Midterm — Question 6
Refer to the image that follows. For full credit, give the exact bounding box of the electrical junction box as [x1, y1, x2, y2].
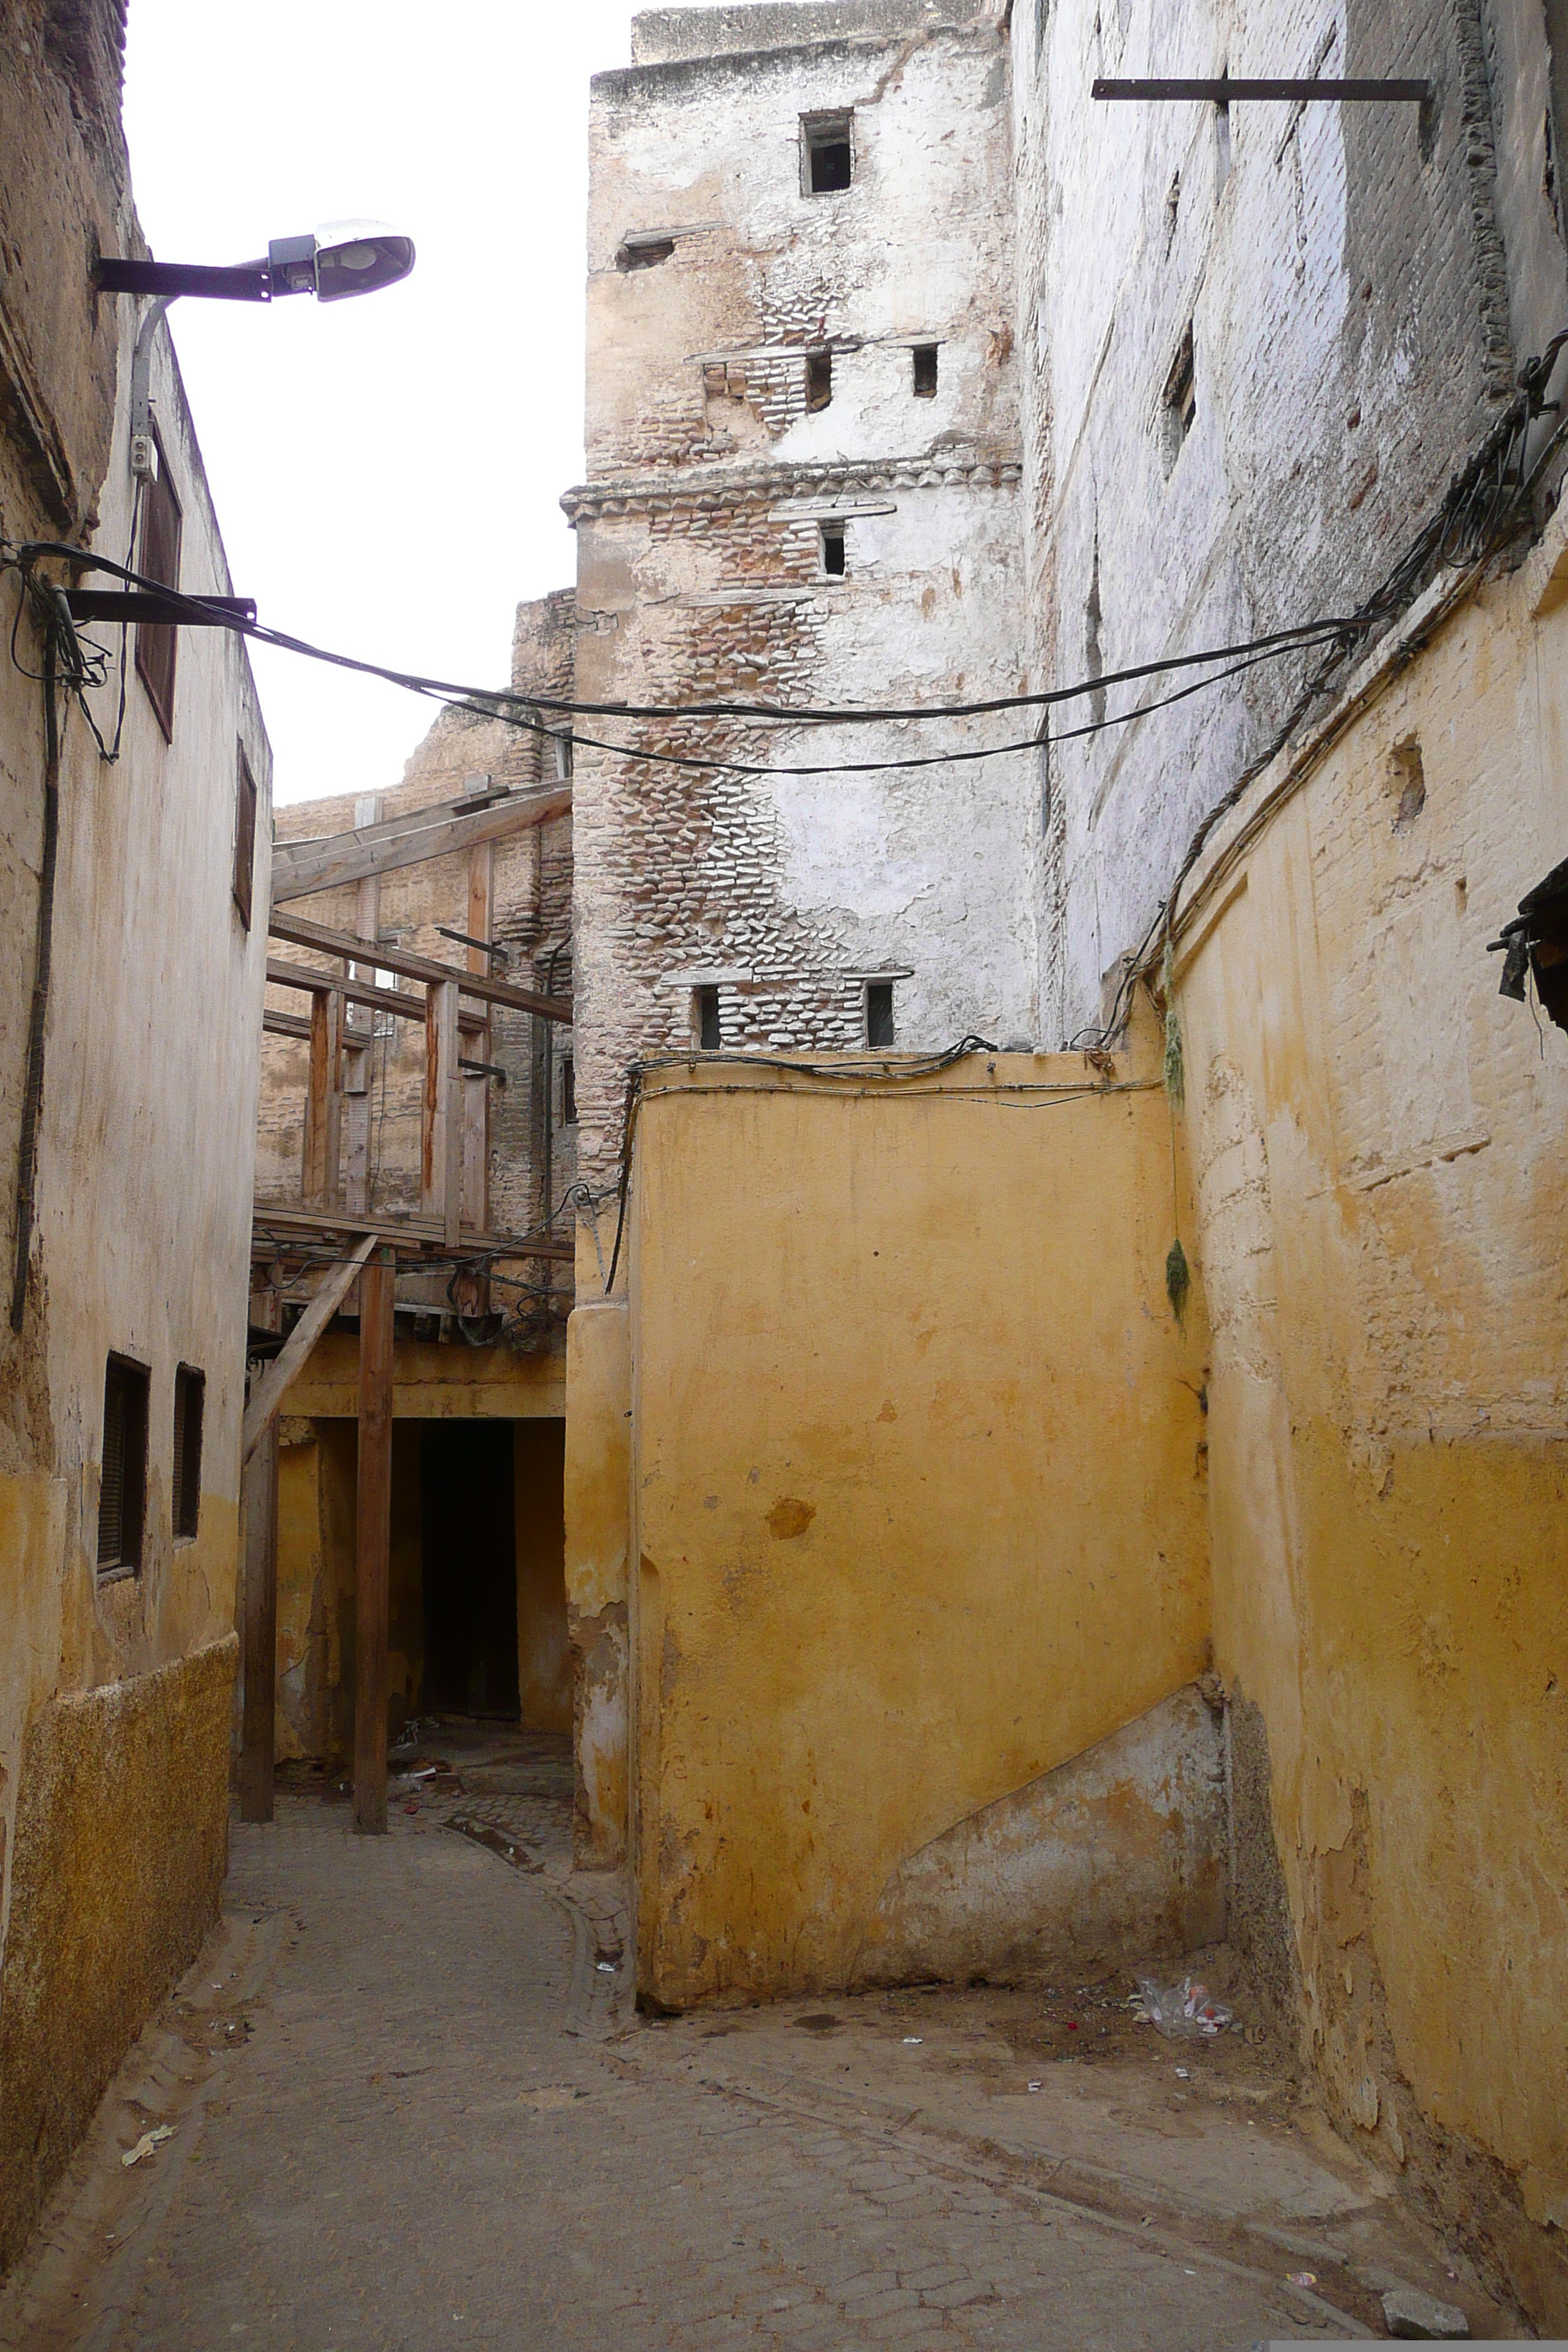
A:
[129, 434, 159, 481]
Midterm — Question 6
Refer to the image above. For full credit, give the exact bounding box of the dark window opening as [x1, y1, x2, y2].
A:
[135, 434, 181, 740]
[1163, 325, 1196, 468]
[821, 520, 847, 577]
[552, 730, 573, 780]
[866, 981, 896, 1049]
[559, 1054, 576, 1126]
[98, 1354, 149, 1577]
[617, 236, 675, 271]
[173, 1364, 205, 1540]
[694, 985, 721, 1050]
[803, 113, 853, 195]
[913, 343, 939, 398]
[806, 350, 833, 411]
[233, 744, 257, 929]
[1215, 72, 1232, 196]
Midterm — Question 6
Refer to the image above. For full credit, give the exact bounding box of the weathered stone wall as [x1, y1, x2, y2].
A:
[568, 4, 1029, 1198]
[1017, 0, 1564, 1039]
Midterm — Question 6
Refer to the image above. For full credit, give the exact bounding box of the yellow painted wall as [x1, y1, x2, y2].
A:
[1173, 537, 1568, 2320]
[515, 1420, 572, 1733]
[626, 1048, 1211, 2005]
[563, 1300, 631, 1866]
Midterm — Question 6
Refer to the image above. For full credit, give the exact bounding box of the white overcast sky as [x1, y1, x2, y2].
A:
[123, 2, 706, 807]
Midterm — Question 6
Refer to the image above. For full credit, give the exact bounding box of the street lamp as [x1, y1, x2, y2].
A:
[95, 219, 415, 305]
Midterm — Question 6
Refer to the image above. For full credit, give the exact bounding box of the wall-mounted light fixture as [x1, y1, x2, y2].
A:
[95, 219, 415, 306]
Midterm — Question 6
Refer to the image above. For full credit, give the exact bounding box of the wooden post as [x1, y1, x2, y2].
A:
[421, 978, 462, 1248]
[342, 796, 382, 1215]
[353, 1246, 396, 1836]
[239, 1277, 282, 1824]
[462, 843, 494, 1259]
[302, 984, 344, 1207]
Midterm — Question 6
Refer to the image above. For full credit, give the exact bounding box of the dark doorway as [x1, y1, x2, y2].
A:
[421, 1422, 519, 1716]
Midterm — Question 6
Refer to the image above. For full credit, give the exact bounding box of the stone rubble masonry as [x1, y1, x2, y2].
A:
[569, 3, 1032, 1193]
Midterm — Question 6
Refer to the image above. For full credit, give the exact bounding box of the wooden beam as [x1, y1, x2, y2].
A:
[271, 780, 571, 904]
[353, 1248, 396, 1836]
[302, 985, 343, 1208]
[343, 797, 382, 1217]
[266, 958, 485, 1034]
[462, 842, 494, 1248]
[241, 1234, 378, 1466]
[270, 909, 570, 1022]
[238, 1276, 281, 1825]
[263, 1008, 312, 1041]
[422, 978, 462, 1249]
[250, 1202, 575, 1259]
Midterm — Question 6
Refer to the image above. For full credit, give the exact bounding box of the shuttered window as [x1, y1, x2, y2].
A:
[135, 437, 181, 740]
[173, 1363, 204, 1539]
[97, 1354, 149, 1576]
[233, 746, 257, 928]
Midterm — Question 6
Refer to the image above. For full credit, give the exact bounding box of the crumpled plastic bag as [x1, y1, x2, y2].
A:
[1137, 1975, 1233, 2038]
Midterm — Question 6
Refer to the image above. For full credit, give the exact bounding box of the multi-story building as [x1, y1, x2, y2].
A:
[0, 0, 271, 2263]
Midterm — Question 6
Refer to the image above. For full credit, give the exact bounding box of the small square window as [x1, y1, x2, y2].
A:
[802, 113, 853, 195]
[806, 350, 832, 412]
[173, 1364, 205, 1540]
[866, 981, 896, 1048]
[912, 344, 939, 399]
[693, 985, 721, 1049]
[98, 1353, 149, 1577]
[617, 235, 675, 271]
[821, 521, 847, 578]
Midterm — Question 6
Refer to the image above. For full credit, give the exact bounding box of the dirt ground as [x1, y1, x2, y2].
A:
[0, 1726, 1524, 2348]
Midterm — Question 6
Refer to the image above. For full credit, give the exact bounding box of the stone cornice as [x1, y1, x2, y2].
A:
[561, 452, 1022, 524]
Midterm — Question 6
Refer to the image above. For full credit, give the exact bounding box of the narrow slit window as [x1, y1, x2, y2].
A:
[559, 1054, 576, 1126]
[912, 344, 938, 398]
[1163, 323, 1196, 470]
[802, 113, 853, 195]
[233, 744, 257, 929]
[866, 981, 896, 1049]
[173, 1364, 205, 1540]
[135, 433, 181, 740]
[806, 350, 832, 411]
[97, 1353, 149, 1578]
[694, 985, 721, 1050]
[821, 520, 846, 578]
[553, 730, 574, 780]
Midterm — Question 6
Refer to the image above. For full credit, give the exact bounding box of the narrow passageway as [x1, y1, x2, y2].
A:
[2, 1754, 1512, 2351]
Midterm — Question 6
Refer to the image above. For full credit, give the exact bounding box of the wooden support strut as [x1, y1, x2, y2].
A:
[302, 984, 343, 1207]
[423, 978, 463, 1249]
[241, 1234, 378, 1467]
[353, 1248, 396, 1836]
[269, 908, 570, 1022]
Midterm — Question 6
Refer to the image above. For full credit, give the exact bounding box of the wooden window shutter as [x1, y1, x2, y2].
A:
[135, 439, 182, 739]
[97, 1354, 149, 1574]
[173, 1363, 204, 1539]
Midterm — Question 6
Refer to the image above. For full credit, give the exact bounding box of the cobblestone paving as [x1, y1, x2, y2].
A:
[5, 1795, 1362, 2352]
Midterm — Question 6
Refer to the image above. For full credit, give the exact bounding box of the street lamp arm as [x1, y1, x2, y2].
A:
[97, 257, 271, 302]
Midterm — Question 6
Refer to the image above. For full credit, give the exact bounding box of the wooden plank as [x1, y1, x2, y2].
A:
[241, 1234, 378, 1466]
[422, 979, 462, 1249]
[302, 986, 344, 1207]
[238, 1277, 281, 1825]
[353, 1248, 396, 1836]
[251, 1202, 574, 1259]
[271, 780, 572, 904]
[270, 909, 570, 1022]
[266, 957, 484, 1033]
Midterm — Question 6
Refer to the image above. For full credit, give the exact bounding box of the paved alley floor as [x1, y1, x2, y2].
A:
[1, 1740, 1519, 2351]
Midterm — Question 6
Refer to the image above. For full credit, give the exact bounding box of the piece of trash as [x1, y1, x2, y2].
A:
[1174, 2065, 1191, 2080]
[402, 1801, 419, 1814]
[595, 1961, 617, 1974]
[1135, 1975, 1234, 2038]
[1027, 2080, 1043, 2092]
[121, 2125, 175, 2168]
[1381, 2285, 1469, 2339]
[1286, 2271, 1318, 2288]
[1183, 2268, 1196, 2277]
[901, 2035, 923, 2045]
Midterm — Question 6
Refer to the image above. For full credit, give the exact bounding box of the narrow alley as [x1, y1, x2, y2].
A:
[0, 1733, 1515, 2349]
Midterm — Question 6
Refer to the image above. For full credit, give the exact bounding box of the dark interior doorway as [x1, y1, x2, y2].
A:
[420, 1422, 519, 1716]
